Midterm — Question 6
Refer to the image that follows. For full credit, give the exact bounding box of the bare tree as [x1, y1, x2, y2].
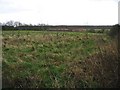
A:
[14, 21, 22, 27]
[5, 20, 14, 26]
[37, 23, 46, 26]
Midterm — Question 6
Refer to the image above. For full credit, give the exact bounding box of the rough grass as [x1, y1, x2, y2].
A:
[2, 31, 118, 88]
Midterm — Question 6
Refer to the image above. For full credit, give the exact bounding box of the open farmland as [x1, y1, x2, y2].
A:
[2, 31, 118, 88]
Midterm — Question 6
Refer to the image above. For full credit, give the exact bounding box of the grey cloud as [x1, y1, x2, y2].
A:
[0, 0, 31, 14]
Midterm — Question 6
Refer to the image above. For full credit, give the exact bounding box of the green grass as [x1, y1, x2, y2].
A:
[2, 31, 118, 88]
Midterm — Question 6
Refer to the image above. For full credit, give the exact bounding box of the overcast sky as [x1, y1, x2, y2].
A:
[0, 0, 119, 25]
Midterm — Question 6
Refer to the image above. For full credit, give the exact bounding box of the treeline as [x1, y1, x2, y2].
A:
[0, 20, 47, 27]
[1, 21, 120, 38]
[1, 25, 112, 32]
[2, 26, 48, 31]
[0, 20, 49, 31]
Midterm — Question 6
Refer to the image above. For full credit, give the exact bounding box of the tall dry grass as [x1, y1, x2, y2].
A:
[65, 37, 118, 88]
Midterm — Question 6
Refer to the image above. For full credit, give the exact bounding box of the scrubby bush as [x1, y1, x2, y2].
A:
[108, 24, 120, 38]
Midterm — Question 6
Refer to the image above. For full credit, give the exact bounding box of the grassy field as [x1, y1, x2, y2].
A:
[2, 31, 118, 88]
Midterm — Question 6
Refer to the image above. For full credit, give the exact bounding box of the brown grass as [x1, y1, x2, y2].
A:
[65, 39, 118, 88]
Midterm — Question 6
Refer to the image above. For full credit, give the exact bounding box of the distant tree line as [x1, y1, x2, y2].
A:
[0, 20, 47, 27]
[0, 20, 49, 30]
[1, 21, 119, 37]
